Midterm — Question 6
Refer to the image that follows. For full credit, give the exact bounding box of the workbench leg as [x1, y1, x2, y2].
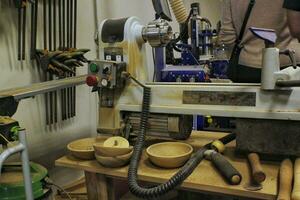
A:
[85, 171, 112, 200]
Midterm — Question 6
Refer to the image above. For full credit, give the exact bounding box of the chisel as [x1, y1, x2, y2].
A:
[22, 4, 26, 60]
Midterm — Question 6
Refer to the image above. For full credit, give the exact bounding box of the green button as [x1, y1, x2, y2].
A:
[90, 63, 99, 73]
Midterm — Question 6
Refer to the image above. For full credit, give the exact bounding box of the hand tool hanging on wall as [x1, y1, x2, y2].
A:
[30, 0, 38, 60]
[53, 0, 58, 124]
[66, 0, 71, 120]
[48, 0, 54, 125]
[33, 0, 90, 125]
[43, 0, 50, 125]
[15, 0, 28, 60]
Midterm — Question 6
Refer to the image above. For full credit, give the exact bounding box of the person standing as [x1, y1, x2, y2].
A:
[219, 0, 300, 83]
[283, 0, 300, 40]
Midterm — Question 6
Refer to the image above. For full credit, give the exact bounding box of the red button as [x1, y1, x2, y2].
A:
[86, 75, 99, 86]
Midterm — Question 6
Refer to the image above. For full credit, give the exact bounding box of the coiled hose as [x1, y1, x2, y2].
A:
[127, 76, 237, 199]
[168, 0, 188, 24]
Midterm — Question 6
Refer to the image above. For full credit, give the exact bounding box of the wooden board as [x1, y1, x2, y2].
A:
[56, 131, 280, 200]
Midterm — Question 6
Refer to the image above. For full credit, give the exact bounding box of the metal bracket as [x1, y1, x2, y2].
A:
[0, 75, 86, 117]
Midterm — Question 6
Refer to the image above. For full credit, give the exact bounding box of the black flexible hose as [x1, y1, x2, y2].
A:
[127, 81, 236, 199]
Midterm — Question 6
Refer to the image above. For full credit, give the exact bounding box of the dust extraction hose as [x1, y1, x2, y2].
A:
[127, 77, 236, 199]
[168, 0, 188, 24]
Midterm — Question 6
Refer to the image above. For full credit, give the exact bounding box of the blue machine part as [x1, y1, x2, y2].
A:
[181, 50, 199, 65]
[160, 65, 207, 130]
[160, 65, 207, 82]
[211, 60, 229, 79]
[173, 43, 199, 65]
[194, 115, 204, 130]
[154, 47, 166, 81]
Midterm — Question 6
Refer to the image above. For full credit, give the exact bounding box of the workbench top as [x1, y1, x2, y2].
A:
[55, 131, 280, 200]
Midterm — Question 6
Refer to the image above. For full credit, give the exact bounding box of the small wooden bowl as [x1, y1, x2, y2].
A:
[146, 142, 193, 168]
[93, 144, 133, 157]
[67, 137, 105, 160]
[103, 136, 129, 148]
[95, 150, 133, 168]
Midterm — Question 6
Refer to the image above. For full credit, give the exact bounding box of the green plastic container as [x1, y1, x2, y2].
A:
[0, 162, 48, 200]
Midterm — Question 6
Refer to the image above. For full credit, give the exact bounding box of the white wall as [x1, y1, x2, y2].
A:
[0, 0, 98, 185]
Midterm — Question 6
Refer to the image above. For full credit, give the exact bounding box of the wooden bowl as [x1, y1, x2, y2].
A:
[93, 144, 133, 157]
[95, 150, 133, 168]
[67, 137, 105, 160]
[103, 136, 129, 148]
[146, 142, 193, 168]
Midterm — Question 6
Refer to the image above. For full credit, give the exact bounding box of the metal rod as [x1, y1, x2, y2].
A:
[62, 0, 66, 50]
[66, 0, 70, 49]
[19, 129, 34, 200]
[18, 7, 22, 60]
[66, 0, 71, 118]
[43, 0, 47, 50]
[54, 78, 58, 123]
[70, 0, 73, 49]
[48, 0, 54, 124]
[64, 85, 67, 120]
[53, 0, 57, 50]
[22, 6, 26, 60]
[45, 76, 50, 125]
[30, 3, 35, 59]
[49, 75, 53, 124]
[71, 72, 74, 117]
[43, 0, 50, 125]
[59, 0, 65, 120]
[33, 1, 38, 58]
[61, 86, 65, 120]
[58, 0, 62, 49]
[73, 0, 77, 48]
[70, 0, 75, 117]
[64, 0, 68, 118]
[67, 73, 71, 118]
[73, 69, 76, 117]
[48, 0, 52, 51]
[53, 0, 58, 123]
[276, 80, 300, 87]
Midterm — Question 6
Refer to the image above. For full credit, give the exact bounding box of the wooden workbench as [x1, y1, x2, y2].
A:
[55, 132, 280, 200]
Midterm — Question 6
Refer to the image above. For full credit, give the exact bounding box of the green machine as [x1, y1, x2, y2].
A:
[0, 117, 49, 200]
[0, 163, 48, 200]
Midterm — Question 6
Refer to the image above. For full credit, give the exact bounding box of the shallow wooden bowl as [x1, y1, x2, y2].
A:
[93, 144, 133, 157]
[146, 142, 193, 168]
[103, 136, 129, 148]
[95, 150, 133, 168]
[67, 137, 105, 160]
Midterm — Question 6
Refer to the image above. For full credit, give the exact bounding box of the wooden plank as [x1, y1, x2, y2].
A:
[85, 172, 109, 200]
[56, 131, 279, 200]
[107, 178, 116, 200]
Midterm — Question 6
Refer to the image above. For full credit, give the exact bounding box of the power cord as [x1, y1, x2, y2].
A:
[44, 177, 73, 200]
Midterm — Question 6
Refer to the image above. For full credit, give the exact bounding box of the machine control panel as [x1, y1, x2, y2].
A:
[86, 60, 127, 107]
[86, 60, 127, 89]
